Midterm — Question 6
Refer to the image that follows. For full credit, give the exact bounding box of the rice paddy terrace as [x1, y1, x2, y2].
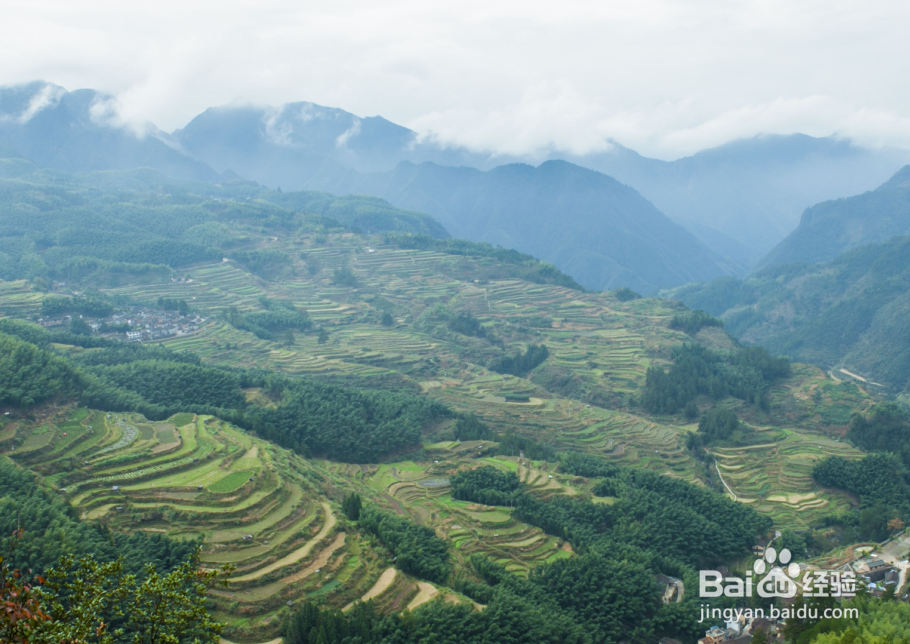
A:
[100, 236, 707, 480]
[0, 229, 876, 532]
[2, 406, 586, 639]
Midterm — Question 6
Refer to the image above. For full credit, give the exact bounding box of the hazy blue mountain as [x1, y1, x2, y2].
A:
[173, 100, 496, 178]
[314, 159, 733, 293]
[758, 165, 910, 268]
[172, 101, 735, 292]
[8, 83, 909, 289]
[664, 235, 910, 393]
[571, 135, 910, 266]
[0, 81, 219, 181]
[173, 100, 910, 268]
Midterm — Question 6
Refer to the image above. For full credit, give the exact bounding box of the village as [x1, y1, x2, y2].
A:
[693, 530, 910, 644]
[38, 300, 207, 342]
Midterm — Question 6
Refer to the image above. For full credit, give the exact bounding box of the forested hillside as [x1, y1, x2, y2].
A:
[0, 158, 446, 284]
[0, 320, 447, 462]
[759, 165, 910, 268]
[0, 314, 775, 642]
[666, 235, 910, 393]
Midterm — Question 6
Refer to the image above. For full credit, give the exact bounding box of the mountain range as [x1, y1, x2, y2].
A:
[170, 96, 910, 268]
[4, 80, 910, 290]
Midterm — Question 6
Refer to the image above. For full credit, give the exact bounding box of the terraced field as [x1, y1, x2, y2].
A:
[712, 428, 864, 528]
[5, 408, 586, 639]
[5, 410, 399, 637]
[0, 230, 873, 533]
[323, 455, 573, 578]
[0, 279, 42, 318]
[0, 228, 881, 638]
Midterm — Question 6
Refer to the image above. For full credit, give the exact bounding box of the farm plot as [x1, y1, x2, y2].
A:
[9, 411, 382, 638]
[711, 428, 863, 529]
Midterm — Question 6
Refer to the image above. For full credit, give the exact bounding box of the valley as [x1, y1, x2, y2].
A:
[0, 169, 897, 642]
[0, 221, 884, 639]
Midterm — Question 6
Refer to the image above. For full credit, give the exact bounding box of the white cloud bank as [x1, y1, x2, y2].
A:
[2, 0, 910, 159]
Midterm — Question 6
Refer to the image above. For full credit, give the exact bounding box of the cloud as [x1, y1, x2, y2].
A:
[1, 0, 910, 159]
[335, 118, 361, 148]
[15, 82, 66, 124]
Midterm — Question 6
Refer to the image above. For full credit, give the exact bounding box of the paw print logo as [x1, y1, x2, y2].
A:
[754, 547, 800, 598]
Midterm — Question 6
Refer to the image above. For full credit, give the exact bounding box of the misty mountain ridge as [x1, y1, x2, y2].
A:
[0, 81, 221, 182]
[303, 158, 735, 293]
[0, 80, 733, 293]
[758, 164, 910, 268]
[173, 97, 910, 265]
[573, 135, 910, 264]
[4, 80, 910, 292]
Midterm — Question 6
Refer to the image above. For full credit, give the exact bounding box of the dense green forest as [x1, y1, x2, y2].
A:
[811, 404, 910, 540]
[0, 320, 448, 462]
[812, 453, 909, 540]
[0, 159, 446, 284]
[529, 457, 771, 567]
[288, 448, 772, 644]
[686, 408, 753, 451]
[666, 234, 910, 394]
[641, 342, 790, 415]
[284, 552, 676, 644]
[846, 402, 910, 468]
[0, 332, 82, 406]
[450, 465, 521, 505]
[451, 413, 495, 441]
[798, 595, 910, 644]
[358, 505, 451, 584]
[490, 343, 550, 377]
[446, 310, 487, 338]
[222, 299, 312, 341]
[669, 309, 724, 335]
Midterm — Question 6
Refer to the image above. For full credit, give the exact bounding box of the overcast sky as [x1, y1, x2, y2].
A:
[2, 0, 910, 159]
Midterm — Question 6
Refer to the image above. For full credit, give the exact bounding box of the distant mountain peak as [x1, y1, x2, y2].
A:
[0, 81, 219, 181]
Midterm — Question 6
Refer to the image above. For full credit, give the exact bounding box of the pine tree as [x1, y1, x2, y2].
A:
[342, 493, 362, 521]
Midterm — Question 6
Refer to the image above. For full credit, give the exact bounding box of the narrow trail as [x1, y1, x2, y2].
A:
[714, 459, 736, 501]
[229, 502, 335, 583]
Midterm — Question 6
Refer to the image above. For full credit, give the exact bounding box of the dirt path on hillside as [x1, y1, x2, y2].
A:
[229, 502, 335, 583]
[344, 567, 397, 611]
[714, 459, 737, 501]
[407, 582, 438, 611]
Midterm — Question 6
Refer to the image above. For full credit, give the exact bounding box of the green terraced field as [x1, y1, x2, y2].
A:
[6, 407, 583, 639]
[0, 228, 881, 637]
